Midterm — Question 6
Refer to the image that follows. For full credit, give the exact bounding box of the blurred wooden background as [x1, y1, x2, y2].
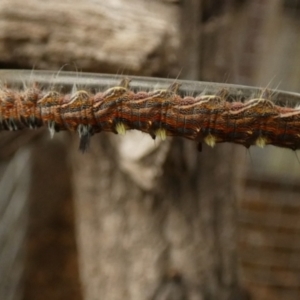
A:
[0, 0, 300, 300]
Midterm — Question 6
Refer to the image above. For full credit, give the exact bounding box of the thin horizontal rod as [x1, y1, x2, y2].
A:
[0, 69, 299, 105]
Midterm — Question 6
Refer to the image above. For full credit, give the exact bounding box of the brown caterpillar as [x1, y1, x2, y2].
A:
[1, 77, 300, 152]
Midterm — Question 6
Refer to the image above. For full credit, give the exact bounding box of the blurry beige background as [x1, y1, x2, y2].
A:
[0, 0, 300, 300]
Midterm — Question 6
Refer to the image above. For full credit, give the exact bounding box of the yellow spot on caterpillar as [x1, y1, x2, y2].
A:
[256, 136, 267, 148]
[115, 122, 126, 135]
[156, 128, 167, 140]
[204, 134, 216, 147]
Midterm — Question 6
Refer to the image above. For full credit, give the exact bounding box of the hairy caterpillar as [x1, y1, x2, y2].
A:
[1, 70, 300, 152]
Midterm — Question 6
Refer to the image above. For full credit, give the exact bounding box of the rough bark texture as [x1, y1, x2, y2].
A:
[72, 134, 242, 300]
[0, 0, 179, 76]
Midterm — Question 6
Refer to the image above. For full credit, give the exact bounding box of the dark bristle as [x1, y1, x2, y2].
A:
[197, 142, 202, 152]
[79, 133, 90, 153]
[150, 133, 156, 140]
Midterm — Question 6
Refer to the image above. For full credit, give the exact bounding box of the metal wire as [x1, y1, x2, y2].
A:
[0, 69, 300, 105]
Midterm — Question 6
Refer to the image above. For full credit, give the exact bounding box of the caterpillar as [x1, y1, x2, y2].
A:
[1, 70, 300, 152]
